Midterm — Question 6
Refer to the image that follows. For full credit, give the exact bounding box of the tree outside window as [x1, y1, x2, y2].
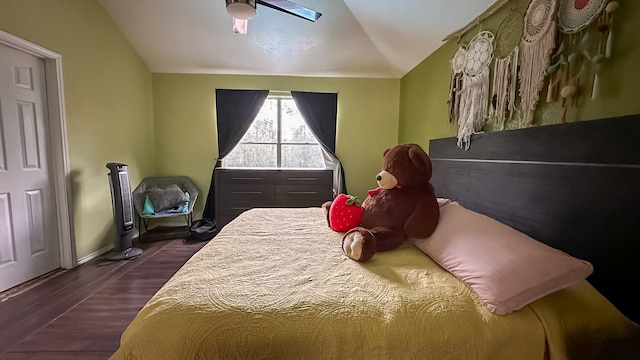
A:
[224, 97, 325, 168]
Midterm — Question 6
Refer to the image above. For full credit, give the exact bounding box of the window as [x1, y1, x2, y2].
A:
[224, 96, 325, 168]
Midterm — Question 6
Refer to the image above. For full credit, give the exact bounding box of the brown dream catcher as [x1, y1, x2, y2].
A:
[546, 0, 619, 122]
[456, 31, 495, 150]
[519, 0, 558, 126]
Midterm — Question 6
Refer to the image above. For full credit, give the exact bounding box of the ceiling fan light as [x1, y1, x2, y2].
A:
[226, 0, 257, 20]
[233, 18, 249, 34]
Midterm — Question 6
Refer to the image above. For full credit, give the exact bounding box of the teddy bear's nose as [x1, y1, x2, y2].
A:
[376, 175, 382, 181]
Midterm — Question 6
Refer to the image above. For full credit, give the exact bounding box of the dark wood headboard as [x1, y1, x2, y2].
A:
[429, 114, 640, 324]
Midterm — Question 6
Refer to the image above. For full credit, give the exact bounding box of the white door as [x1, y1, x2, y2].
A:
[0, 43, 60, 292]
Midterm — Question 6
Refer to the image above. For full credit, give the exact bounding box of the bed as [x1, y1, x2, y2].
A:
[110, 115, 640, 360]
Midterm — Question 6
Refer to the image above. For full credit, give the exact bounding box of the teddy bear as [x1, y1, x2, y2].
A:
[323, 143, 440, 261]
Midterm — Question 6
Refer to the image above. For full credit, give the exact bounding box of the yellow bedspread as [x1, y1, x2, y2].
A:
[111, 208, 639, 360]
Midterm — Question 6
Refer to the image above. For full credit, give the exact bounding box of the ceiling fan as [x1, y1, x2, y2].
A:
[225, 0, 322, 34]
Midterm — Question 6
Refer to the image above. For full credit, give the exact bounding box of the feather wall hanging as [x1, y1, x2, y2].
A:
[448, 46, 467, 126]
[592, 0, 621, 99]
[519, 0, 559, 126]
[545, 0, 619, 122]
[489, 10, 524, 130]
[558, 0, 618, 100]
[457, 31, 495, 150]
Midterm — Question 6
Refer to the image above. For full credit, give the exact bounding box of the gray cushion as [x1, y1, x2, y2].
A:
[144, 184, 189, 212]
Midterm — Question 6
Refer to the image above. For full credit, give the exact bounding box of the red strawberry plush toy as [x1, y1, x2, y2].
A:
[327, 194, 363, 232]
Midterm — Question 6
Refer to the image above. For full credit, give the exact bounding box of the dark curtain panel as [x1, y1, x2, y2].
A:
[216, 89, 270, 160]
[291, 91, 346, 196]
[202, 89, 269, 220]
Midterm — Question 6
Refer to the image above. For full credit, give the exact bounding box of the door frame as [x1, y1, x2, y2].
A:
[0, 30, 76, 269]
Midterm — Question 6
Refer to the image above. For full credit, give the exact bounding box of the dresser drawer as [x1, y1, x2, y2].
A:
[275, 197, 331, 208]
[216, 170, 276, 184]
[276, 184, 332, 201]
[217, 215, 237, 229]
[217, 198, 276, 216]
[218, 184, 275, 200]
[275, 170, 332, 185]
[215, 168, 333, 230]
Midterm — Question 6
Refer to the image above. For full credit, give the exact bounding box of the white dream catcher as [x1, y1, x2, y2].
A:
[558, 0, 609, 34]
[448, 45, 467, 126]
[519, 0, 558, 126]
[489, 10, 524, 130]
[457, 31, 495, 150]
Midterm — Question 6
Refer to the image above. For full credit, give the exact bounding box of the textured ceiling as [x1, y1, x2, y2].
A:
[98, 0, 497, 78]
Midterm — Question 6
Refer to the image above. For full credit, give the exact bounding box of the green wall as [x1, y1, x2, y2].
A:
[399, 0, 640, 150]
[0, 0, 155, 259]
[152, 74, 400, 209]
[8, 0, 634, 260]
[0, 0, 399, 259]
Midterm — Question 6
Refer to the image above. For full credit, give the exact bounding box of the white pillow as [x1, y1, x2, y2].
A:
[410, 202, 593, 315]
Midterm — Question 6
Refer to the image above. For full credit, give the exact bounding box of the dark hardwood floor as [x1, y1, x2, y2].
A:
[0, 227, 207, 360]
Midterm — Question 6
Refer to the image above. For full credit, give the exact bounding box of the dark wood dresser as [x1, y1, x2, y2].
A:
[214, 168, 333, 228]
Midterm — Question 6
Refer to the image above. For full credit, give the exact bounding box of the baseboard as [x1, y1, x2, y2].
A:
[77, 245, 113, 265]
[76, 231, 141, 266]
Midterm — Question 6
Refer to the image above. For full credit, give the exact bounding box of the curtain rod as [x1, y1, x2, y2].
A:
[442, 0, 511, 42]
[268, 90, 292, 97]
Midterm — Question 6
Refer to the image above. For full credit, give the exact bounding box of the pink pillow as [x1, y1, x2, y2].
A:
[410, 202, 593, 315]
[436, 197, 454, 207]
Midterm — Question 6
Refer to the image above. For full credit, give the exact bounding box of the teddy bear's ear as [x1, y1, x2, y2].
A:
[383, 147, 391, 157]
[408, 145, 432, 176]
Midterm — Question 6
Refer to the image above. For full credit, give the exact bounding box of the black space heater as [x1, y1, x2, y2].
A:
[106, 162, 143, 260]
